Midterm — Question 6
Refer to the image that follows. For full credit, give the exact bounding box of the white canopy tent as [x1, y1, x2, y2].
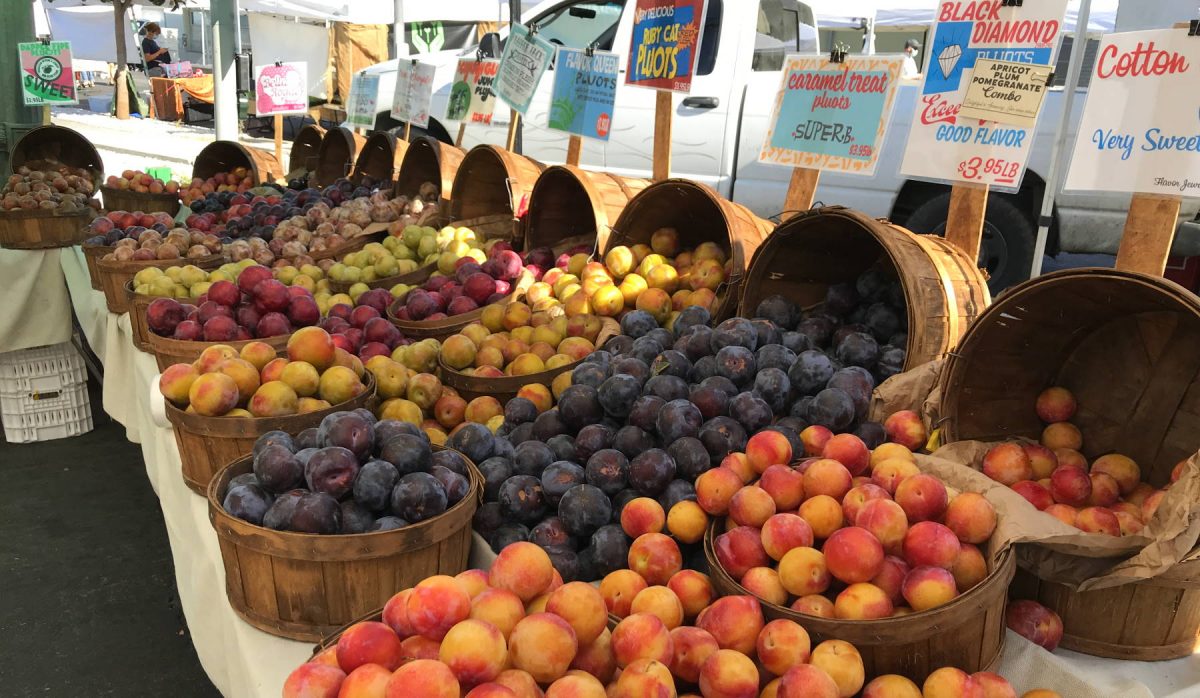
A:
[811, 0, 1119, 33]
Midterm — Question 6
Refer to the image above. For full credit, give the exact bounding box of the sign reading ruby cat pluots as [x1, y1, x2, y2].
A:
[1065, 28, 1200, 197]
[254, 62, 307, 116]
[626, 0, 708, 92]
[900, 0, 1067, 188]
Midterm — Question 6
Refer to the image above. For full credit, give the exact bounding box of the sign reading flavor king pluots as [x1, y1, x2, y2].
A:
[19, 41, 76, 106]
[1065, 28, 1200, 197]
[900, 0, 1067, 188]
[626, 0, 707, 93]
[550, 48, 619, 141]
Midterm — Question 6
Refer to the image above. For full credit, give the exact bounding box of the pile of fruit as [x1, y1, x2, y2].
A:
[2, 161, 97, 214]
[181, 167, 257, 205]
[85, 211, 223, 259]
[220, 410, 472, 534]
[145, 266, 321, 341]
[318, 294, 411, 361]
[980, 386, 1172, 537]
[440, 305, 605, 379]
[104, 169, 181, 195]
[159, 328, 368, 418]
[393, 245, 527, 322]
[131, 264, 219, 299]
[327, 239, 426, 286]
[283, 542, 1053, 698]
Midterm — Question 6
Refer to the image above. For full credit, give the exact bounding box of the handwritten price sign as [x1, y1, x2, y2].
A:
[255, 62, 307, 116]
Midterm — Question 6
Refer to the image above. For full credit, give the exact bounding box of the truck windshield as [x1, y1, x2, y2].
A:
[533, 1, 626, 51]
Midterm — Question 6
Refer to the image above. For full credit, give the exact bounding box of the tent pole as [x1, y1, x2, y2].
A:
[1029, 0, 1092, 279]
[211, 0, 239, 140]
[394, 0, 407, 57]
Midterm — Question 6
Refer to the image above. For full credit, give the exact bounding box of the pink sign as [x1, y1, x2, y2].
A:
[255, 62, 308, 116]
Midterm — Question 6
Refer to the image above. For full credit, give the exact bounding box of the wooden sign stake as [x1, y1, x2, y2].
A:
[455, 123, 467, 147]
[403, 122, 413, 141]
[944, 183, 990, 264]
[782, 168, 820, 219]
[273, 114, 283, 164]
[653, 91, 672, 181]
[566, 135, 582, 166]
[1115, 193, 1183, 276]
[506, 113, 521, 152]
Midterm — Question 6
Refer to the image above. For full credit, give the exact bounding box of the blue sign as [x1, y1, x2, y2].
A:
[549, 48, 619, 141]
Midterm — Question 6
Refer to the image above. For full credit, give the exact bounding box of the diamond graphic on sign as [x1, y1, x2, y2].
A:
[938, 44, 962, 79]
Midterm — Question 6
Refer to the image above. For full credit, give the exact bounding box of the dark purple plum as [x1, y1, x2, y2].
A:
[530, 516, 575, 549]
[589, 524, 631, 575]
[710, 317, 758, 353]
[673, 305, 712, 337]
[876, 346, 906, 381]
[776, 416, 810, 433]
[542, 461, 586, 505]
[571, 362, 607, 389]
[824, 282, 860, 317]
[305, 446, 360, 499]
[827, 366, 875, 419]
[478, 457, 514, 501]
[651, 350, 692, 380]
[832, 323, 871, 349]
[585, 448, 629, 495]
[340, 500, 376, 533]
[263, 489, 304, 530]
[318, 411, 374, 461]
[699, 416, 748, 463]
[295, 427, 321, 450]
[667, 437, 710, 481]
[503, 396, 540, 425]
[431, 465, 470, 505]
[575, 424, 615, 462]
[690, 385, 729, 421]
[729, 392, 773, 434]
[545, 434, 576, 463]
[679, 325, 715, 361]
[790, 396, 815, 420]
[690, 355, 718, 383]
[295, 447, 319, 468]
[545, 546, 581, 582]
[353, 459, 401, 512]
[223, 483, 273, 525]
[657, 399, 703, 444]
[447, 422, 495, 463]
[612, 426, 656, 460]
[629, 449, 676, 496]
[620, 310, 658, 338]
[253, 430, 295, 457]
[781, 331, 813, 354]
[492, 436, 514, 460]
[763, 425, 803, 461]
[884, 282, 906, 310]
[660, 479, 697, 511]
[253, 443, 303, 493]
[230, 472, 260, 489]
[627, 394, 666, 433]
[583, 349, 612, 371]
[513, 440, 555, 477]
[788, 349, 837, 395]
[643, 374, 689, 402]
[431, 450, 470, 477]
[374, 419, 425, 449]
[490, 523, 530, 552]
[473, 501, 505, 531]
[646, 328, 674, 350]
[612, 356, 651, 386]
[864, 302, 902, 342]
[887, 333, 908, 349]
[716, 345, 757, 387]
[701, 375, 739, 398]
[756, 344, 797, 373]
[352, 407, 377, 424]
[497, 474, 546, 524]
[836, 331, 880, 370]
[753, 367, 791, 414]
[508, 421, 535, 444]
[533, 409, 569, 441]
[371, 516, 409, 531]
[378, 434, 433, 476]
[854, 421, 888, 449]
[751, 319, 781, 349]
[807, 388, 856, 431]
[559, 484, 613, 538]
[611, 489, 640, 521]
[755, 294, 800, 330]
[795, 316, 835, 348]
[598, 374, 642, 419]
[290, 492, 342, 534]
[603, 335, 634, 356]
[856, 267, 891, 302]
[390, 472, 448, 523]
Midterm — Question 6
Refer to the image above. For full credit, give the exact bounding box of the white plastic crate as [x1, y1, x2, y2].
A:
[0, 343, 93, 443]
[0, 342, 87, 397]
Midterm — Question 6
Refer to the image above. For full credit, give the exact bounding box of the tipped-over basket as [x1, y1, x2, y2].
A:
[448, 145, 545, 243]
[523, 165, 650, 254]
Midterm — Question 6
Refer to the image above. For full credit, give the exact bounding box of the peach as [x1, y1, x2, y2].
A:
[630, 585, 685, 629]
[1005, 600, 1063, 651]
[699, 649, 760, 698]
[571, 628, 616, 683]
[666, 500, 708, 544]
[546, 582, 608, 645]
[1022, 444, 1059, 480]
[384, 659, 458, 698]
[855, 498, 908, 556]
[761, 513, 814, 561]
[1043, 503, 1078, 527]
[1053, 448, 1088, 470]
[1035, 386, 1077, 423]
[834, 582, 893, 620]
[336, 621, 404, 673]
[870, 555, 910, 604]
[1049, 465, 1091, 506]
[721, 452, 756, 484]
[407, 575, 472, 641]
[778, 547, 831, 596]
[903, 521, 961, 569]
[669, 626, 720, 684]
[611, 613, 673, 667]
[470, 588, 526, 639]
[841, 483, 890, 524]
[695, 466, 744, 515]
[824, 527, 885, 583]
[288, 326, 337, 371]
[739, 567, 787, 606]
[611, 658, 675, 698]
[1087, 472, 1120, 507]
[454, 569, 490, 598]
[883, 411, 927, 452]
[1115, 510, 1144, 536]
[621, 497, 666, 538]
[1091, 454, 1141, 495]
[490, 542, 555, 602]
[777, 664, 840, 698]
[870, 458, 920, 495]
[894, 473, 948, 522]
[729, 486, 777, 528]
[440, 619, 509, 686]
[240, 340, 277, 370]
[800, 425, 834, 456]
[545, 674, 606, 698]
[381, 589, 414, 639]
[311, 646, 339, 667]
[515, 384, 553, 413]
[952, 543, 989, 592]
[922, 667, 980, 698]
[790, 594, 835, 618]
[944, 492, 997, 545]
[1141, 489, 1166, 522]
[972, 672, 1016, 698]
[492, 670, 542, 698]
[803, 459, 853, 501]
[339, 663, 391, 697]
[509, 613, 578, 683]
[798, 494, 844, 539]
[600, 569, 648, 618]
[466, 684, 519, 698]
[1011, 480, 1054, 510]
[901, 566, 958, 612]
[283, 663, 346, 698]
[667, 570, 715, 620]
[747, 430, 793, 473]
[983, 442, 1035, 486]
[695, 595, 763, 655]
[1076, 506, 1120, 535]
[628, 532, 683, 585]
[159, 363, 200, 405]
[195, 344, 238, 373]
[1041, 422, 1082, 451]
[188, 372, 240, 416]
[871, 443, 915, 467]
[862, 674, 922, 698]
[754, 619, 810, 677]
[759, 464, 805, 510]
[809, 640, 864, 698]
[820, 433, 869, 476]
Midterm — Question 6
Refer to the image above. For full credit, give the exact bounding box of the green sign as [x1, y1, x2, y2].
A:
[19, 41, 77, 106]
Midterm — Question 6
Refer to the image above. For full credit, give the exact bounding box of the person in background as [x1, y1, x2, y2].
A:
[901, 38, 921, 79]
[142, 22, 172, 77]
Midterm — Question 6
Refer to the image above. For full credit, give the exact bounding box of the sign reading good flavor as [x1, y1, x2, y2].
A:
[760, 55, 904, 176]
[447, 59, 500, 125]
[346, 72, 380, 129]
[900, 0, 1067, 188]
[494, 23, 554, 115]
[19, 41, 76, 106]
[1065, 28, 1200, 197]
[391, 60, 436, 128]
[254, 62, 307, 116]
[626, 0, 707, 92]
[549, 48, 619, 141]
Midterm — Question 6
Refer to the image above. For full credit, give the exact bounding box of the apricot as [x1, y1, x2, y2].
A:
[336, 620, 404, 673]
[1041, 422, 1083, 451]
[159, 363, 200, 406]
[699, 649, 759, 698]
[841, 483, 890, 525]
[407, 575, 472, 641]
[339, 663, 391, 696]
[630, 585, 685, 629]
[188, 372, 240, 416]
[803, 458, 853, 500]
[666, 500, 708, 544]
[695, 467, 746, 516]
[759, 464, 805, 511]
[611, 658, 675, 698]
[318, 365, 364, 404]
[982, 443, 1033, 486]
[740, 567, 788, 606]
[628, 532, 683, 585]
[1076, 506, 1120, 535]
[870, 555, 910, 604]
[728, 486, 776, 528]
[1053, 448, 1088, 470]
[283, 663, 345, 698]
[894, 473, 948, 522]
[761, 513, 814, 561]
[870, 457, 920, 495]
[508, 612, 578, 683]
[871, 443, 915, 467]
[720, 452, 756, 484]
[944, 492, 997, 545]
[714, 525, 769, 579]
[570, 628, 616, 684]
[777, 664, 839, 698]
[747, 430, 793, 473]
[824, 527, 885, 584]
[952, 543, 989, 592]
[465, 684, 519, 698]
[809, 640, 864, 698]
[862, 674, 922, 698]
[545, 674, 606, 698]
[972, 672, 1016, 698]
[240, 340, 276, 370]
[755, 619, 810, 677]
[599, 569, 648, 618]
[611, 612, 673, 667]
[834, 582, 893, 620]
[777, 547, 830, 596]
[797, 494, 844, 539]
[492, 669, 542, 698]
[1087, 472, 1121, 507]
[546, 582, 608, 645]
[288, 326, 337, 371]
[490, 542, 555, 602]
[381, 589, 415, 639]
[922, 667, 979, 698]
[470, 588, 526, 639]
[668, 625, 720, 684]
[1043, 503, 1079, 527]
[516, 384, 553, 413]
[439, 618, 508, 687]
[667, 570, 715, 620]
[1022, 444, 1059, 480]
[883, 410, 927, 451]
[901, 566, 958, 611]
[696, 595, 763, 656]
[621, 497, 666, 538]
[790, 594, 835, 618]
[195, 344, 238, 373]
[1091, 453, 1141, 495]
[384, 659, 458, 698]
[1035, 386, 1077, 423]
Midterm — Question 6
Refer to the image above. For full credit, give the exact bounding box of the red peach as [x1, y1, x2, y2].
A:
[698, 648, 760, 698]
[809, 639, 865, 698]
[903, 521, 961, 570]
[440, 618, 509, 687]
[406, 576, 472, 641]
[381, 589, 415, 639]
[901, 566, 958, 612]
[544, 674, 605, 698]
[972, 672, 1016, 698]
[1053, 448, 1088, 470]
[1076, 506, 1120, 535]
[1091, 454, 1141, 495]
[1035, 387, 1077, 423]
[508, 612, 578, 683]
[570, 628, 616, 683]
[599, 569, 648, 618]
[714, 525, 770, 580]
[834, 582, 894, 620]
[630, 585, 685, 629]
[841, 483, 890, 524]
[1011, 480, 1055, 511]
[822, 433, 870, 476]
[951, 543, 989, 592]
[610, 658, 674, 698]
[797, 494, 844, 539]
[944, 492, 997, 545]
[1115, 510, 1144, 536]
[667, 569, 715, 620]
[803, 459, 854, 500]
[456, 569, 491, 599]
[761, 513, 815, 561]
[883, 410, 927, 452]
[1044, 503, 1079, 527]
[339, 663, 391, 697]
[669, 626, 720, 684]
[740, 567, 787, 606]
[800, 425, 834, 456]
[283, 663, 345, 698]
[778, 664, 840, 698]
[628, 532, 683, 585]
[336, 621, 404, 673]
[384, 659, 458, 698]
[982, 443, 1034, 486]
[1087, 472, 1121, 507]
[870, 458, 921, 495]
[1005, 600, 1063, 651]
[397, 635, 440, 665]
[466, 684, 518, 698]
[824, 527, 885, 584]
[1050, 465, 1092, 506]
[856, 498, 909, 556]
[470, 588, 526, 639]
[894, 473, 948, 522]
[922, 667, 980, 698]
[695, 595, 763, 655]
[777, 547, 831, 596]
[747, 430, 793, 473]
[790, 594, 835, 618]
[759, 464, 805, 510]
[490, 542, 555, 602]
[611, 613, 672, 667]
[728, 486, 777, 528]
[1023, 444, 1059, 480]
[620, 497, 666, 538]
[870, 555, 910, 605]
[491, 670, 542, 698]
[862, 674, 922, 698]
[547, 581, 608, 645]
[1042, 422, 1083, 451]
[695, 466, 744, 515]
[756, 619, 811, 676]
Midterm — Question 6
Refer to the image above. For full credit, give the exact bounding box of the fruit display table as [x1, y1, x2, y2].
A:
[0, 248, 76, 353]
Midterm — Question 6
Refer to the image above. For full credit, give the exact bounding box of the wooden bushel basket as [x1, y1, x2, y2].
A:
[288, 124, 326, 179]
[82, 243, 111, 290]
[448, 145, 545, 244]
[169, 373, 375, 495]
[940, 268, 1200, 659]
[737, 206, 991, 370]
[124, 280, 176, 352]
[704, 521, 1016, 682]
[100, 185, 181, 217]
[387, 268, 533, 341]
[10, 124, 104, 189]
[207, 445, 481, 640]
[314, 127, 366, 188]
[523, 165, 650, 254]
[605, 179, 774, 322]
[193, 140, 285, 185]
[352, 131, 408, 186]
[95, 253, 223, 314]
[0, 208, 96, 250]
[394, 135, 466, 206]
[146, 330, 292, 372]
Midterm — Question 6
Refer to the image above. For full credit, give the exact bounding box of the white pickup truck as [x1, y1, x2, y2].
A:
[355, 0, 1200, 291]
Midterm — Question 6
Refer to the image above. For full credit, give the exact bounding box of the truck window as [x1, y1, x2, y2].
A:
[532, 0, 626, 52]
[754, 0, 812, 71]
[697, 0, 722, 75]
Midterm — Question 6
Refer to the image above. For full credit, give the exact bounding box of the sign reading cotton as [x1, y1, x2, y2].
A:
[626, 0, 707, 93]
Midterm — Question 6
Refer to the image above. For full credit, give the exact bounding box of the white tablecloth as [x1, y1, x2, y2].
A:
[0, 248, 75, 353]
[53, 253, 1200, 698]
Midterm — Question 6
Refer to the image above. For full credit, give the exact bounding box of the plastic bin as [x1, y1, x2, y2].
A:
[0, 343, 93, 443]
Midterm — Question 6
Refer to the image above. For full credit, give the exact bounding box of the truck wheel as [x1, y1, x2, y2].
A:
[903, 192, 1036, 294]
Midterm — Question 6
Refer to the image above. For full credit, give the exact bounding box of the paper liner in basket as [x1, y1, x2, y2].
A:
[868, 357, 946, 427]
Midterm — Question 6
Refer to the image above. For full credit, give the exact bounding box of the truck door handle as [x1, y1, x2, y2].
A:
[682, 96, 719, 109]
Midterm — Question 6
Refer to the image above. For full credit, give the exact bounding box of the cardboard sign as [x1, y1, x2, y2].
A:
[549, 48, 619, 141]
[390, 60, 436, 128]
[19, 41, 76, 106]
[900, 0, 1068, 188]
[447, 59, 500, 125]
[494, 23, 554, 115]
[346, 72, 380, 128]
[760, 55, 904, 176]
[1065, 28, 1200, 197]
[626, 0, 707, 92]
[254, 62, 307, 116]
[958, 58, 1051, 127]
